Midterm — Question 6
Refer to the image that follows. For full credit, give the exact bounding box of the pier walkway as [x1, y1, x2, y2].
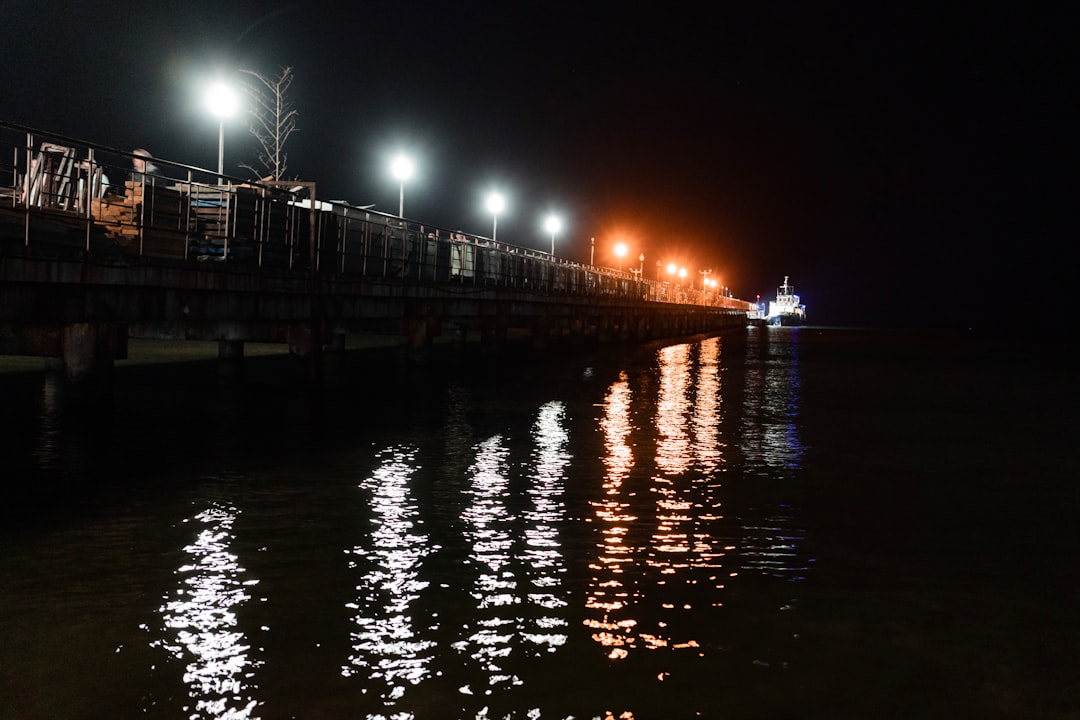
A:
[1, 122, 755, 390]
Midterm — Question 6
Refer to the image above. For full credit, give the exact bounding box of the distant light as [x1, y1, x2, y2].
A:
[487, 192, 505, 241]
[544, 214, 561, 255]
[390, 154, 414, 217]
[390, 154, 414, 182]
[667, 262, 678, 275]
[614, 242, 628, 271]
[678, 267, 687, 279]
[204, 80, 239, 180]
[204, 82, 239, 119]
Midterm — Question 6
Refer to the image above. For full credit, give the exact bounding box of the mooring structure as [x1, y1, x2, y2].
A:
[0, 122, 756, 394]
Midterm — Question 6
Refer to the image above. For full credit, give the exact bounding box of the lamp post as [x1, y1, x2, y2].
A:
[590, 237, 595, 265]
[638, 253, 645, 276]
[614, 242, 627, 271]
[204, 81, 239, 183]
[390, 154, 414, 218]
[486, 192, 504, 242]
[544, 214, 561, 255]
[700, 268, 712, 292]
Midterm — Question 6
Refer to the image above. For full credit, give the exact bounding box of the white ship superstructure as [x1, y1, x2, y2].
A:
[766, 275, 806, 326]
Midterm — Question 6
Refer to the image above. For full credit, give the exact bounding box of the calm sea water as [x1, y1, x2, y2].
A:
[0, 328, 1076, 719]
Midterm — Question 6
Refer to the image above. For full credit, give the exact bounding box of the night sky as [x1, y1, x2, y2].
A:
[2, 3, 1072, 330]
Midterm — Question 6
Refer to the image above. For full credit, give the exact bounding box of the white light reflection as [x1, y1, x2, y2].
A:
[741, 330, 806, 473]
[520, 401, 571, 652]
[454, 434, 521, 690]
[741, 509, 809, 578]
[343, 445, 437, 706]
[739, 331, 812, 575]
[151, 504, 262, 719]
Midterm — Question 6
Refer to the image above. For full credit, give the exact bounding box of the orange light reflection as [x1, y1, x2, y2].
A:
[585, 372, 639, 658]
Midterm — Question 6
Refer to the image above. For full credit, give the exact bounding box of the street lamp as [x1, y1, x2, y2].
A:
[204, 81, 239, 182]
[544, 214, 561, 255]
[700, 268, 712, 292]
[486, 192, 504, 242]
[614, 242, 627, 271]
[390, 154, 414, 218]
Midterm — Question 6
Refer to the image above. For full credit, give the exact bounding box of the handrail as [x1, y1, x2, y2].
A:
[0, 121, 755, 311]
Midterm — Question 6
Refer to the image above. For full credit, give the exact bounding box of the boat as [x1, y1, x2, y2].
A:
[766, 275, 806, 326]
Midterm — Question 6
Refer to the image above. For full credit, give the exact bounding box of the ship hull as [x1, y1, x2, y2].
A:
[769, 313, 805, 327]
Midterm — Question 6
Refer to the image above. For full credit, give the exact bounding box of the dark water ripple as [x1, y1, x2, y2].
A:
[1, 329, 1076, 719]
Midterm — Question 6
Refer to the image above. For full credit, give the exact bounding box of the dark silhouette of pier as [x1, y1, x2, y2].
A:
[1, 122, 755, 397]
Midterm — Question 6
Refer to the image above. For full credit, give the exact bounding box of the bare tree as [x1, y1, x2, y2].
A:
[239, 66, 299, 181]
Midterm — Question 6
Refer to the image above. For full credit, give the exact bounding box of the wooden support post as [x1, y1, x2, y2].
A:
[58, 322, 117, 406]
[596, 313, 612, 343]
[569, 313, 586, 345]
[532, 309, 550, 350]
[403, 316, 432, 364]
[288, 322, 323, 383]
[217, 339, 244, 382]
[480, 304, 508, 353]
[323, 331, 347, 386]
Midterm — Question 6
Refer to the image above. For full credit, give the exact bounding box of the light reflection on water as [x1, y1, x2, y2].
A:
[586, 334, 809, 666]
[343, 445, 437, 707]
[739, 330, 810, 580]
[33, 372, 64, 473]
[742, 328, 806, 473]
[454, 432, 521, 693]
[453, 433, 524, 690]
[585, 371, 638, 658]
[741, 511, 808, 579]
[646, 338, 729, 653]
[2, 332, 816, 719]
[655, 343, 692, 476]
[149, 502, 263, 719]
[452, 400, 573, 703]
[520, 401, 571, 651]
[692, 336, 726, 473]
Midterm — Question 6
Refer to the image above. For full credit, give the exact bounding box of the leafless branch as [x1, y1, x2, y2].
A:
[238, 66, 299, 181]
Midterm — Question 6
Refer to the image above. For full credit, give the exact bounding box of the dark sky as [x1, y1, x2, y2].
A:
[2, 2, 1072, 330]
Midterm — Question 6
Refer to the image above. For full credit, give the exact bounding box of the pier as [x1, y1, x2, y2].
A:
[0, 122, 756, 394]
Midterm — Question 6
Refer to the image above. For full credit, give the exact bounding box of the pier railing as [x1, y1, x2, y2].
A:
[0, 122, 754, 312]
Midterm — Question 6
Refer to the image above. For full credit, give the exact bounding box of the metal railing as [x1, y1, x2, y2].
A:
[0, 122, 755, 311]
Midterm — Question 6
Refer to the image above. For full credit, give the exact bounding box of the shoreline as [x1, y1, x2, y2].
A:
[0, 336, 402, 375]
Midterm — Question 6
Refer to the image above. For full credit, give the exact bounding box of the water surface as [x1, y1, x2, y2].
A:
[1, 329, 1076, 719]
